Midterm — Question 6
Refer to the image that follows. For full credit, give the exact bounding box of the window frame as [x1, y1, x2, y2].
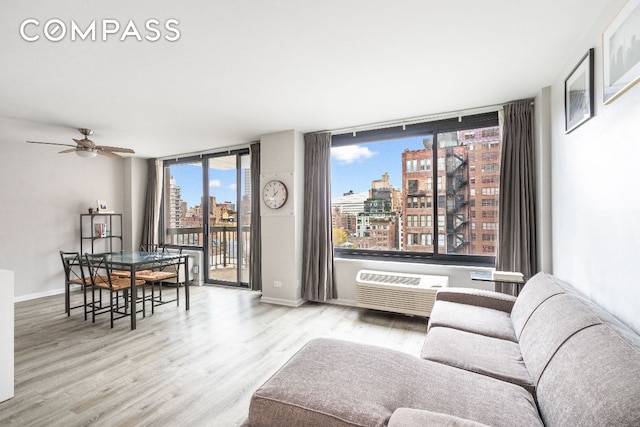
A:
[160, 147, 250, 251]
[331, 112, 499, 267]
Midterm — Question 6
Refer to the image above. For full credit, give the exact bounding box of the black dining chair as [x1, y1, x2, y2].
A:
[84, 253, 148, 328]
[60, 251, 99, 320]
[137, 246, 184, 314]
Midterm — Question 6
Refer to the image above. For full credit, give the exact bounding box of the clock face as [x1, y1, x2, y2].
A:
[262, 180, 288, 209]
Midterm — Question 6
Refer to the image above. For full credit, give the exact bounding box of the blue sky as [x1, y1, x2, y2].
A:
[331, 135, 429, 198]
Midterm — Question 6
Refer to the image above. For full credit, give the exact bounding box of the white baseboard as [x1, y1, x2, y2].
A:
[260, 296, 306, 307]
[14, 287, 65, 303]
[325, 298, 357, 307]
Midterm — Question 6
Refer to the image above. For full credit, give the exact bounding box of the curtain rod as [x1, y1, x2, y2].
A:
[157, 143, 251, 162]
[328, 100, 533, 136]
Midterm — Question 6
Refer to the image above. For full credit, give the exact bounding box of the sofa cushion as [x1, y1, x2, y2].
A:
[510, 272, 566, 339]
[389, 408, 491, 427]
[536, 324, 640, 426]
[435, 288, 517, 313]
[248, 338, 543, 427]
[428, 301, 517, 342]
[421, 326, 535, 395]
[518, 293, 601, 384]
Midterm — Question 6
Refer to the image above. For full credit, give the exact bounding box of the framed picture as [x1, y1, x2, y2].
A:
[603, 0, 640, 104]
[96, 199, 108, 211]
[565, 48, 594, 133]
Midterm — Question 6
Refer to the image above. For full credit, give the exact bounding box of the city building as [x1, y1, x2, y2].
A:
[332, 174, 400, 250]
[165, 175, 183, 228]
[401, 128, 500, 256]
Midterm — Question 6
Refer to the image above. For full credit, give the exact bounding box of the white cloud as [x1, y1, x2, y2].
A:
[331, 145, 377, 164]
[229, 183, 237, 190]
[210, 179, 222, 187]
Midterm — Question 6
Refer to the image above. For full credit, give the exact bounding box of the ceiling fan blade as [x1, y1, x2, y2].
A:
[28, 131, 133, 159]
[58, 148, 77, 154]
[96, 145, 135, 154]
[96, 150, 122, 159]
[27, 141, 76, 148]
[72, 138, 93, 148]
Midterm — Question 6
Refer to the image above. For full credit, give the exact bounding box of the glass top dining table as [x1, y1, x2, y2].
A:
[89, 250, 190, 330]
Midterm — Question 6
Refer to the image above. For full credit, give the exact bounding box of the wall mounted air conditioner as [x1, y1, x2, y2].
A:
[180, 249, 203, 285]
[355, 270, 448, 317]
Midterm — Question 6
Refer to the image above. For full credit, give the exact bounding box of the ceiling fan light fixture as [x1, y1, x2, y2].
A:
[27, 128, 132, 159]
[76, 148, 97, 158]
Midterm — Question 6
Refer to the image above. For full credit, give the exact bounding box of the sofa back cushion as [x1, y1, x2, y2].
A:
[518, 293, 602, 384]
[510, 272, 566, 339]
[536, 324, 640, 426]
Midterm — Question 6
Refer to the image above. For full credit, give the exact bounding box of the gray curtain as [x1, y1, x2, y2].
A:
[249, 142, 262, 291]
[496, 100, 538, 291]
[140, 159, 163, 249]
[302, 132, 335, 302]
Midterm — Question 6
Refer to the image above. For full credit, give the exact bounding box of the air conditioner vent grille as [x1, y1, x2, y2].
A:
[359, 272, 421, 286]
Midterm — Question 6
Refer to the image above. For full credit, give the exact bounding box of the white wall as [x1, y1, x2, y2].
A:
[550, 0, 640, 333]
[259, 130, 305, 306]
[0, 269, 14, 402]
[123, 158, 148, 251]
[0, 122, 129, 300]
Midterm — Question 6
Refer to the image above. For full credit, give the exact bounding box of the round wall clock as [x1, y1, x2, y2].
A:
[262, 180, 288, 209]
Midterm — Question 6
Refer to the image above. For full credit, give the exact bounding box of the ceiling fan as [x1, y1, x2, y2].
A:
[26, 128, 135, 158]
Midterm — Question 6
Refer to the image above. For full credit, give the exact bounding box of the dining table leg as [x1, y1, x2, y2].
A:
[130, 265, 136, 330]
[184, 255, 190, 311]
[64, 278, 70, 315]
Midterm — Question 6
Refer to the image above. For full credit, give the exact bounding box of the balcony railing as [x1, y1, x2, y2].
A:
[165, 225, 251, 272]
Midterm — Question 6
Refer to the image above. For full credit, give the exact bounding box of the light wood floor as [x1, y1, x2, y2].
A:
[2, 285, 428, 426]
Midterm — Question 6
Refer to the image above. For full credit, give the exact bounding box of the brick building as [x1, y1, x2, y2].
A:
[401, 127, 501, 255]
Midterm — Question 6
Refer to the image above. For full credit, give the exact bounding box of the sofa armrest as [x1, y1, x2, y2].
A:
[389, 408, 490, 427]
[435, 288, 516, 313]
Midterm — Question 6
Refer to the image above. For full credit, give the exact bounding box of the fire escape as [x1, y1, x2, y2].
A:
[445, 147, 469, 253]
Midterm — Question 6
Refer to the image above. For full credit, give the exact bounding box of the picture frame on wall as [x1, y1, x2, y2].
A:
[565, 48, 594, 133]
[603, 0, 640, 104]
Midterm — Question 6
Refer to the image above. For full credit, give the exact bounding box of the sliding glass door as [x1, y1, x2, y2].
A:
[163, 149, 251, 287]
[163, 162, 204, 247]
[206, 154, 251, 284]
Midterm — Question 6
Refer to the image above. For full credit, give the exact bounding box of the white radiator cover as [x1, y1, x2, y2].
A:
[355, 269, 448, 317]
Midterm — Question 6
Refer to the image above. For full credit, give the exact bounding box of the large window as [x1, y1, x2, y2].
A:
[331, 113, 500, 264]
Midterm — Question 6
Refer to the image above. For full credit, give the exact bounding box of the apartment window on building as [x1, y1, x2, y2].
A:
[330, 112, 500, 263]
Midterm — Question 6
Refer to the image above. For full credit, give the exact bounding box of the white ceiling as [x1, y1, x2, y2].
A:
[0, 0, 607, 159]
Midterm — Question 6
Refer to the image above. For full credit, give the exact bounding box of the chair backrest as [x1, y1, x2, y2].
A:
[84, 253, 114, 289]
[140, 243, 159, 252]
[160, 245, 184, 273]
[59, 251, 86, 284]
[160, 245, 183, 255]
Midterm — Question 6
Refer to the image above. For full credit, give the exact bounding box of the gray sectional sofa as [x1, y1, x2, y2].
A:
[245, 272, 640, 426]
